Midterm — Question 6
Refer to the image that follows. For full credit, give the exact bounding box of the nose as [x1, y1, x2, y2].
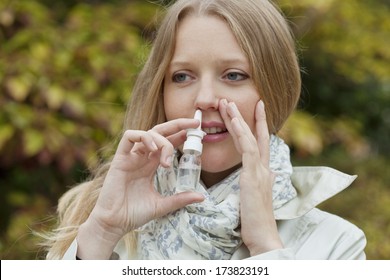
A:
[194, 76, 219, 111]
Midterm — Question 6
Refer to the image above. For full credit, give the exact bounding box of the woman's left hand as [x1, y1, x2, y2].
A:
[220, 99, 283, 256]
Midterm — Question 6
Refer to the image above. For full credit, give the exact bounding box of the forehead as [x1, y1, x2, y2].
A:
[171, 14, 248, 63]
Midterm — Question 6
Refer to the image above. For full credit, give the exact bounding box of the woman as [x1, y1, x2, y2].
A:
[42, 0, 366, 259]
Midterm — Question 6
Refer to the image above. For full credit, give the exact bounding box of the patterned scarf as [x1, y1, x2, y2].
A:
[138, 135, 296, 259]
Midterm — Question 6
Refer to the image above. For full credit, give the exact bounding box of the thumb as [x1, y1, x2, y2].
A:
[157, 192, 205, 216]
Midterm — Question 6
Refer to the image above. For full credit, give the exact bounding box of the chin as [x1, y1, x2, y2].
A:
[200, 155, 241, 173]
[199, 142, 241, 173]
[201, 163, 230, 173]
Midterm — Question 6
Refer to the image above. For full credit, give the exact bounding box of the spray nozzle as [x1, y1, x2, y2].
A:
[183, 110, 206, 154]
[194, 110, 202, 130]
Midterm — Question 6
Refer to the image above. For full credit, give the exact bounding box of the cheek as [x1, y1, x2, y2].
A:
[164, 86, 194, 121]
[236, 101, 258, 133]
[163, 97, 175, 121]
[163, 85, 180, 121]
[164, 98, 192, 121]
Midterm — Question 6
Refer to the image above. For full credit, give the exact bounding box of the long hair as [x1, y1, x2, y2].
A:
[41, 0, 301, 259]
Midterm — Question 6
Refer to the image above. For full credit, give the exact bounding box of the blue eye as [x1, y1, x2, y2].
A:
[225, 72, 247, 81]
[172, 73, 190, 83]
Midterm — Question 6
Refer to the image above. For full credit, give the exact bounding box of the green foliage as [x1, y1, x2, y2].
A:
[278, 0, 390, 259]
[0, 0, 156, 167]
[278, 0, 390, 154]
[0, 0, 389, 259]
[0, 0, 158, 259]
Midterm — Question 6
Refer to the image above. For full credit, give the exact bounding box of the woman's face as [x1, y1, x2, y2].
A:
[164, 15, 260, 183]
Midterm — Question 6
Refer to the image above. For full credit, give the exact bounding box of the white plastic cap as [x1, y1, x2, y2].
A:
[183, 110, 206, 155]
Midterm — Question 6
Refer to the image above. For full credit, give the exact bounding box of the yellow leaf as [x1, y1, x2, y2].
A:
[281, 111, 324, 155]
[46, 85, 64, 110]
[30, 42, 50, 61]
[24, 129, 45, 157]
[6, 76, 31, 101]
[0, 124, 14, 150]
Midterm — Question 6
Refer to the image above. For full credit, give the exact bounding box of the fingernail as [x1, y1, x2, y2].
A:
[259, 100, 264, 108]
[230, 102, 238, 110]
[165, 155, 173, 166]
[151, 141, 158, 151]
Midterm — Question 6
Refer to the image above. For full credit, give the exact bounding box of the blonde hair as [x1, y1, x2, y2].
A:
[41, 0, 301, 259]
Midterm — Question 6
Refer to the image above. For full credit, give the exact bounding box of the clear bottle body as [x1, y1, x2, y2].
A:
[177, 150, 201, 192]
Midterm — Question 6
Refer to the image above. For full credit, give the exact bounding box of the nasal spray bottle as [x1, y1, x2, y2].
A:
[177, 110, 206, 192]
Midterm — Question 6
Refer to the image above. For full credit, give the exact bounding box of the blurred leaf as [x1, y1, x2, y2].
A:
[281, 111, 324, 156]
[24, 128, 45, 157]
[8, 192, 30, 207]
[5, 76, 32, 102]
[44, 85, 65, 110]
[0, 124, 14, 150]
[5, 103, 34, 129]
[326, 117, 370, 158]
[30, 41, 51, 61]
[279, 0, 390, 154]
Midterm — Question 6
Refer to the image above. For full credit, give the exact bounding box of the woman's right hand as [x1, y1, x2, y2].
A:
[76, 118, 205, 259]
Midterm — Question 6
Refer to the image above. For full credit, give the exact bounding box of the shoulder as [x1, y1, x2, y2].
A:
[302, 208, 364, 238]
[275, 166, 357, 219]
[238, 208, 366, 260]
[279, 208, 366, 259]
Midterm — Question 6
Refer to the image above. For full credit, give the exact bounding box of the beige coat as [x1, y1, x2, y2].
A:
[63, 166, 366, 260]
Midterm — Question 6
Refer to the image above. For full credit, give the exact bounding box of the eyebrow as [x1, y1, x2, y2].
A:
[169, 57, 249, 69]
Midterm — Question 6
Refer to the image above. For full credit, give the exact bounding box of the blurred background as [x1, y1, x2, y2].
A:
[0, 0, 389, 259]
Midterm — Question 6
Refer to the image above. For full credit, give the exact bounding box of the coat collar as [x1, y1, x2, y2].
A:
[274, 166, 357, 220]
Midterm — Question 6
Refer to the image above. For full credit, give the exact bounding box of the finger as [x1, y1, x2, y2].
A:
[230, 117, 258, 156]
[166, 130, 187, 148]
[226, 101, 250, 130]
[219, 99, 243, 153]
[255, 101, 271, 166]
[151, 118, 199, 138]
[156, 192, 205, 217]
[133, 130, 186, 159]
[227, 102, 258, 154]
[219, 99, 234, 133]
[147, 130, 175, 167]
[117, 130, 158, 156]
